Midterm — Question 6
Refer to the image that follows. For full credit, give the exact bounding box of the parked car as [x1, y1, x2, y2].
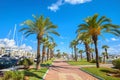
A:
[10, 58, 19, 66]
[0, 59, 12, 69]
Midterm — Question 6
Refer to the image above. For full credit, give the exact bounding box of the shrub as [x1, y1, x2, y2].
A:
[1, 71, 24, 80]
[19, 58, 33, 69]
[90, 59, 96, 63]
[112, 58, 120, 70]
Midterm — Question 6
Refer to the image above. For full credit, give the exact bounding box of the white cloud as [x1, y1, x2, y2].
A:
[20, 44, 32, 51]
[0, 38, 32, 51]
[65, 0, 92, 4]
[107, 47, 117, 54]
[48, 0, 92, 12]
[48, 0, 63, 12]
[0, 38, 16, 47]
[111, 38, 119, 41]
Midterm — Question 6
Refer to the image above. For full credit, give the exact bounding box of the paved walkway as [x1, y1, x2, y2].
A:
[45, 59, 98, 80]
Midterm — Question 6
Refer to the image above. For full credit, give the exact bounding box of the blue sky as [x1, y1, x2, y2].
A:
[0, 0, 120, 55]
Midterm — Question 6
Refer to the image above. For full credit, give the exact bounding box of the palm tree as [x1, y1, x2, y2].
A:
[102, 52, 106, 63]
[41, 37, 48, 63]
[69, 42, 74, 60]
[46, 41, 50, 61]
[102, 45, 109, 59]
[56, 49, 61, 58]
[89, 48, 94, 59]
[49, 42, 57, 59]
[77, 33, 92, 62]
[19, 15, 60, 70]
[78, 50, 84, 60]
[78, 14, 120, 68]
[62, 52, 68, 58]
[70, 40, 78, 61]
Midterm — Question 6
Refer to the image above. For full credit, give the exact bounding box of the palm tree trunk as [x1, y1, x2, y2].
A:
[36, 38, 41, 70]
[42, 45, 45, 63]
[74, 46, 77, 61]
[47, 48, 49, 61]
[103, 55, 105, 63]
[105, 49, 109, 59]
[84, 43, 91, 62]
[81, 53, 82, 60]
[51, 50, 54, 58]
[91, 52, 94, 59]
[50, 49, 52, 60]
[72, 48, 74, 60]
[93, 36, 99, 68]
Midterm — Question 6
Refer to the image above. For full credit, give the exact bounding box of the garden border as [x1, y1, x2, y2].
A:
[80, 68, 105, 80]
[41, 59, 54, 80]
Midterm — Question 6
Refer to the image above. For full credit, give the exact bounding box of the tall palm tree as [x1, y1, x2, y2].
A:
[78, 14, 120, 68]
[46, 41, 50, 61]
[56, 49, 61, 58]
[102, 45, 109, 59]
[69, 42, 74, 60]
[49, 42, 57, 59]
[41, 37, 48, 63]
[78, 50, 84, 60]
[70, 40, 78, 61]
[62, 52, 68, 58]
[102, 52, 106, 63]
[19, 15, 60, 70]
[77, 33, 92, 62]
[89, 48, 94, 59]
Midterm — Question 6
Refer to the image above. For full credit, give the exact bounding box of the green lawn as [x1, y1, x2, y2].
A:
[22, 68, 47, 80]
[82, 67, 120, 80]
[25, 58, 54, 80]
[41, 58, 54, 67]
[67, 59, 95, 65]
[23, 58, 54, 80]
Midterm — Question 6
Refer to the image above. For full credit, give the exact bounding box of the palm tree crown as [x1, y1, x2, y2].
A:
[19, 15, 60, 69]
[77, 14, 120, 68]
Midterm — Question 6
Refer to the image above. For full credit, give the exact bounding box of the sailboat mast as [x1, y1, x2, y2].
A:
[13, 24, 16, 40]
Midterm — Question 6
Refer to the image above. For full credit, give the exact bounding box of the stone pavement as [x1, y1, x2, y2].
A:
[45, 59, 98, 80]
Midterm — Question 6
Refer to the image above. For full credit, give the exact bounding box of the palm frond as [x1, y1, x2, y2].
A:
[24, 32, 35, 37]
[19, 27, 30, 32]
[92, 13, 98, 24]
[47, 30, 60, 36]
[45, 24, 58, 31]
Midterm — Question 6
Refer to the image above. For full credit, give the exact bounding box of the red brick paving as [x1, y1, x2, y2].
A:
[45, 59, 98, 80]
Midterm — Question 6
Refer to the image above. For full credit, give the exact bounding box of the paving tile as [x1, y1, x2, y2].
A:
[45, 59, 98, 80]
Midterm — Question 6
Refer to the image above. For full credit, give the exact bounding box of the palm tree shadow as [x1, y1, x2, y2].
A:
[23, 70, 43, 79]
[50, 65, 79, 70]
[100, 69, 117, 74]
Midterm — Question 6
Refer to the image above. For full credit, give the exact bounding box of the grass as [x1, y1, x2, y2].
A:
[22, 67, 47, 80]
[23, 58, 54, 80]
[82, 67, 120, 80]
[67, 59, 95, 65]
[25, 58, 54, 80]
[0, 58, 54, 80]
[40, 58, 54, 67]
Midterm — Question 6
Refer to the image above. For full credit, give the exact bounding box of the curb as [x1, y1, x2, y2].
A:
[80, 68, 105, 80]
[42, 69, 49, 80]
[41, 59, 55, 80]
